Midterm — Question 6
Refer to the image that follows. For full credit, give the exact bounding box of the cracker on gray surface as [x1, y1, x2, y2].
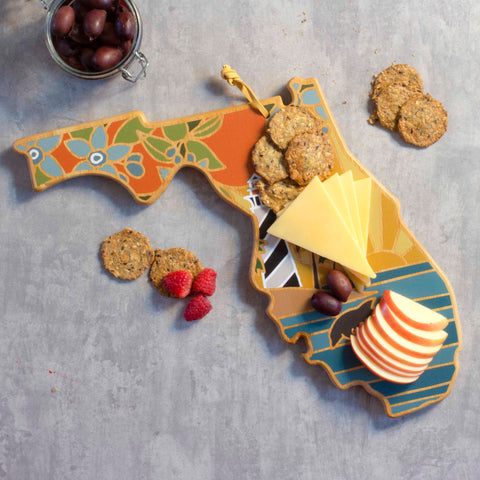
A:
[256, 177, 304, 213]
[101, 228, 154, 280]
[398, 94, 448, 147]
[149, 248, 203, 297]
[371, 64, 423, 101]
[375, 83, 422, 131]
[285, 131, 334, 186]
[267, 105, 323, 150]
[252, 135, 289, 184]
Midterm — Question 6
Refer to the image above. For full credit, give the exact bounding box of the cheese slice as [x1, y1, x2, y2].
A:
[322, 174, 357, 242]
[354, 177, 372, 255]
[339, 171, 364, 251]
[267, 176, 376, 278]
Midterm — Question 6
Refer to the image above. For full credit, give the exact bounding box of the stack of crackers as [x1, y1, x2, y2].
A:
[369, 64, 447, 147]
[252, 105, 335, 213]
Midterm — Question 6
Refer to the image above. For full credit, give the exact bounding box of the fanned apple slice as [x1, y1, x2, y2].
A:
[350, 334, 421, 384]
[356, 323, 430, 375]
[380, 299, 447, 346]
[383, 290, 448, 331]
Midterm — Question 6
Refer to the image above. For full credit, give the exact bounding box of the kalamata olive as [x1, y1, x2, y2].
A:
[89, 0, 115, 8]
[327, 269, 353, 302]
[99, 22, 122, 46]
[115, 11, 135, 40]
[51, 5, 75, 36]
[80, 48, 95, 70]
[311, 292, 342, 316]
[121, 39, 133, 55]
[83, 9, 107, 40]
[54, 38, 78, 57]
[91, 46, 123, 71]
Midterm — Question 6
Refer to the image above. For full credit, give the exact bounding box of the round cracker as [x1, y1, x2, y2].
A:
[398, 94, 448, 147]
[267, 105, 323, 150]
[101, 228, 154, 280]
[371, 64, 423, 100]
[252, 135, 289, 184]
[285, 131, 334, 185]
[149, 248, 203, 297]
[375, 83, 422, 131]
[256, 177, 304, 213]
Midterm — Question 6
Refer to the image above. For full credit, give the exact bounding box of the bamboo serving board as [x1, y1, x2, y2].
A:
[13, 77, 461, 417]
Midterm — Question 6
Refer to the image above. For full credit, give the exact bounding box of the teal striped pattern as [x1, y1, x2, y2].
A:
[279, 262, 460, 416]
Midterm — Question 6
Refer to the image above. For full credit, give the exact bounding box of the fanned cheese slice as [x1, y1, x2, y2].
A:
[339, 171, 364, 251]
[354, 177, 372, 255]
[323, 174, 357, 242]
[267, 176, 376, 278]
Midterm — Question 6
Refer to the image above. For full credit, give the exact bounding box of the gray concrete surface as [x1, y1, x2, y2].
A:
[1, 0, 479, 478]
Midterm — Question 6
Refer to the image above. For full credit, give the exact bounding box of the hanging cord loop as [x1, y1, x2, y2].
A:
[221, 65, 270, 118]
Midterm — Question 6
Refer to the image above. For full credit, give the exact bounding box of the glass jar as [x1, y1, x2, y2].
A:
[41, 0, 149, 82]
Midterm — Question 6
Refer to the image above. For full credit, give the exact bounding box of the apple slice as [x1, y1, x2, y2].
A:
[356, 323, 429, 375]
[380, 299, 448, 347]
[363, 317, 434, 368]
[350, 333, 421, 384]
[383, 290, 448, 331]
[371, 305, 443, 358]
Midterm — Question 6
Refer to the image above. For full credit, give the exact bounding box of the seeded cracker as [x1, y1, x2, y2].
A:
[252, 135, 289, 184]
[375, 83, 421, 131]
[371, 64, 423, 101]
[398, 94, 448, 147]
[149, 248, 203, 297]
[101, 228, 154, 280]
[267, 105, 323, 150]
[256, 177, 304, 213]
[285, 131, 334, 185]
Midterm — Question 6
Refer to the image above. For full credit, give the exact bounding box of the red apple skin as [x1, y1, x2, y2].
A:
[379, 300, 447, 347]
[363, 317, 433, 368]
[356, 323, 428, 376]
[383, 290, 448, 331]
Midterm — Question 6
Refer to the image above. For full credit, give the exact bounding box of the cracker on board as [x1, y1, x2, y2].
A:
[149, 248, 203, 297]
[256, 177, 304, 213]
[398, 94, 448, 147]
[371, 64, 423, 101]
[285, 131, 334, 186]
[251, 135, 289, 184]
[101, 228, 154, 280]
[375, 83, 422, 131]
[267, 105, 323, 150]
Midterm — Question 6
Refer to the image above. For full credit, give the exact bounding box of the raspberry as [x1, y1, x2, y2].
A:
[184, 294, 212, 321]
[192, 268, 217, 296]
[162, 270, 192, 298]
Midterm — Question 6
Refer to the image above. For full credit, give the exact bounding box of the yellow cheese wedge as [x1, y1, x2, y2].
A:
[354, 177, 372, 255]
[322, 173, 357, 242]
[267, 176, 376, 278]
[339, 171, 364, 251]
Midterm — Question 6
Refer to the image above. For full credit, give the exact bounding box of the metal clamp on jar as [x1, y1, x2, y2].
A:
[41, 0, 149, 82]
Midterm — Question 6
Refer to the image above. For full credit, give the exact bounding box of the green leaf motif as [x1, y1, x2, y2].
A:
[163, 123, 187, 141]
[35, 166, 51, 187]
[300, 83, 314, 93]
[146, 136, 171, 153]
[193, 117, 222, 138]
[186, 141, 223, 170]
[187, 120, 201, 131]
[218, 186, 232, 199]
[70, 127, 93, 141]
[255, 258, 264, 273]
[115, 117, 152, 144]
[144, 142, 168, 162]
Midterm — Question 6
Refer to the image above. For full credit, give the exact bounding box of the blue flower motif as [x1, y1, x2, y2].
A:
[66, 126, 131, 175]
[18, 135, 63, 178]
